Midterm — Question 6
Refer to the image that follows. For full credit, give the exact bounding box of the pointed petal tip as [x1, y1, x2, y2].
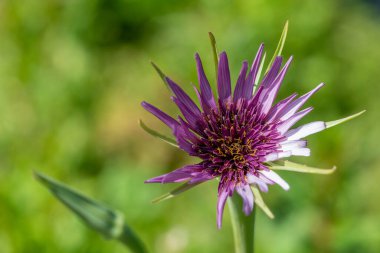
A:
[216, 212, 224, 229]
[144, 178, 163, 184]
[312, 82, 325, 93]
[219, 51, 228, 57]
[312, 82, 325, 91]
[164, 76, 171, 83]
[256, 43, 265, 54]
[141, 101, 153, 111]
[306, 106, 314, 112]
[216, 212, 223, 229]
[275, 55, 283, 61]
[286, 55, 294, 63]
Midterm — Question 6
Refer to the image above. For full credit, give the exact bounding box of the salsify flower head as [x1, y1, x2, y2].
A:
[141, 31, 364, 229]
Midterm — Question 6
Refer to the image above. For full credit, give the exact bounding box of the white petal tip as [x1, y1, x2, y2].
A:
[260, 170, 290, 191]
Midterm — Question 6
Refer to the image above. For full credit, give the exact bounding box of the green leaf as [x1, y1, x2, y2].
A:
[139, 120, 178, 147]
[325, 110, 365, 129]
[251, 186, 274, 219]
[265, 20, 289, 74]
[152, 182, 201, 204]
[269, 160, 336, 174]
[34, 172, 148, 253]
[252, 52, 266, 94]
[228, 193, 256, 253]
[208, 32, 219, 82]
[150, 61, 170, 90]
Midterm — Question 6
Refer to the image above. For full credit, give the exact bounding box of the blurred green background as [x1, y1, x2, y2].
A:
[0, 0, 379, 252]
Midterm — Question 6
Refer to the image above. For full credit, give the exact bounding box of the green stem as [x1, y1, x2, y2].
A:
[228, 193, 256, 253]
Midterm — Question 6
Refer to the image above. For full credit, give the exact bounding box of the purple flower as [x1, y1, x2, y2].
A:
[142, 43, 363, 228]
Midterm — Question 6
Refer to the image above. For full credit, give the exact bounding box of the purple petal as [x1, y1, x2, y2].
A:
[172, 97, 201, 130]
[175, 134, 196, 154]
[177, 116, 199, 143]
[264, 151, 292, 162]
[260, 57, 293, 115]
[141, 101, 179, 130]
[277, 83, 324, 121]
[257, 173, 276, 185]
[242, 44, 265, 99]
[260, 56, 283, 88]
[247, 173, 269, 192]
[233, 61, 249, 102]
[145, 175, 165, 183]
[217, 184, 230, 229]
[236, 184, 254, 215]
[285, 121, 326, 141]
[166, 77, 201, 116]
[260, 170, 290, 190]
[194, 86, 214, 115]
[276, 107, 313, 134]
[189, 172, 214, 184]
[265, 93, 297, 122]
[217, 52, 231, 101]
[195, 53, 216, 110]
[145, 164, 203, 184]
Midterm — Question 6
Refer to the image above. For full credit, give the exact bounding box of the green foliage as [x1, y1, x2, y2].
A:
[265, 21, 289, 74]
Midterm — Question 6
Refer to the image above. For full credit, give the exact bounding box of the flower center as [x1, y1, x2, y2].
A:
[212, 138, 256, 167]
[193, 100, 282, 181]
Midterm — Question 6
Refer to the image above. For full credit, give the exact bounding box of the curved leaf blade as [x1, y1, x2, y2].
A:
[209, 32, 219, 82]
[269, 160, 336, 174]
[34, 171, 148, 253]
[251, 186, 274, 219]
[152, 182, 201, 204]
[326, 110, 365, 129]
[265, 20, 289, 74]
[139, 120, 178, 147]
[150, 61, 170, 90]
[253, 52, 267, 94]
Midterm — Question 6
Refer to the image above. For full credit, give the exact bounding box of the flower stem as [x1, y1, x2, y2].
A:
[228, 193, 256, 253]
